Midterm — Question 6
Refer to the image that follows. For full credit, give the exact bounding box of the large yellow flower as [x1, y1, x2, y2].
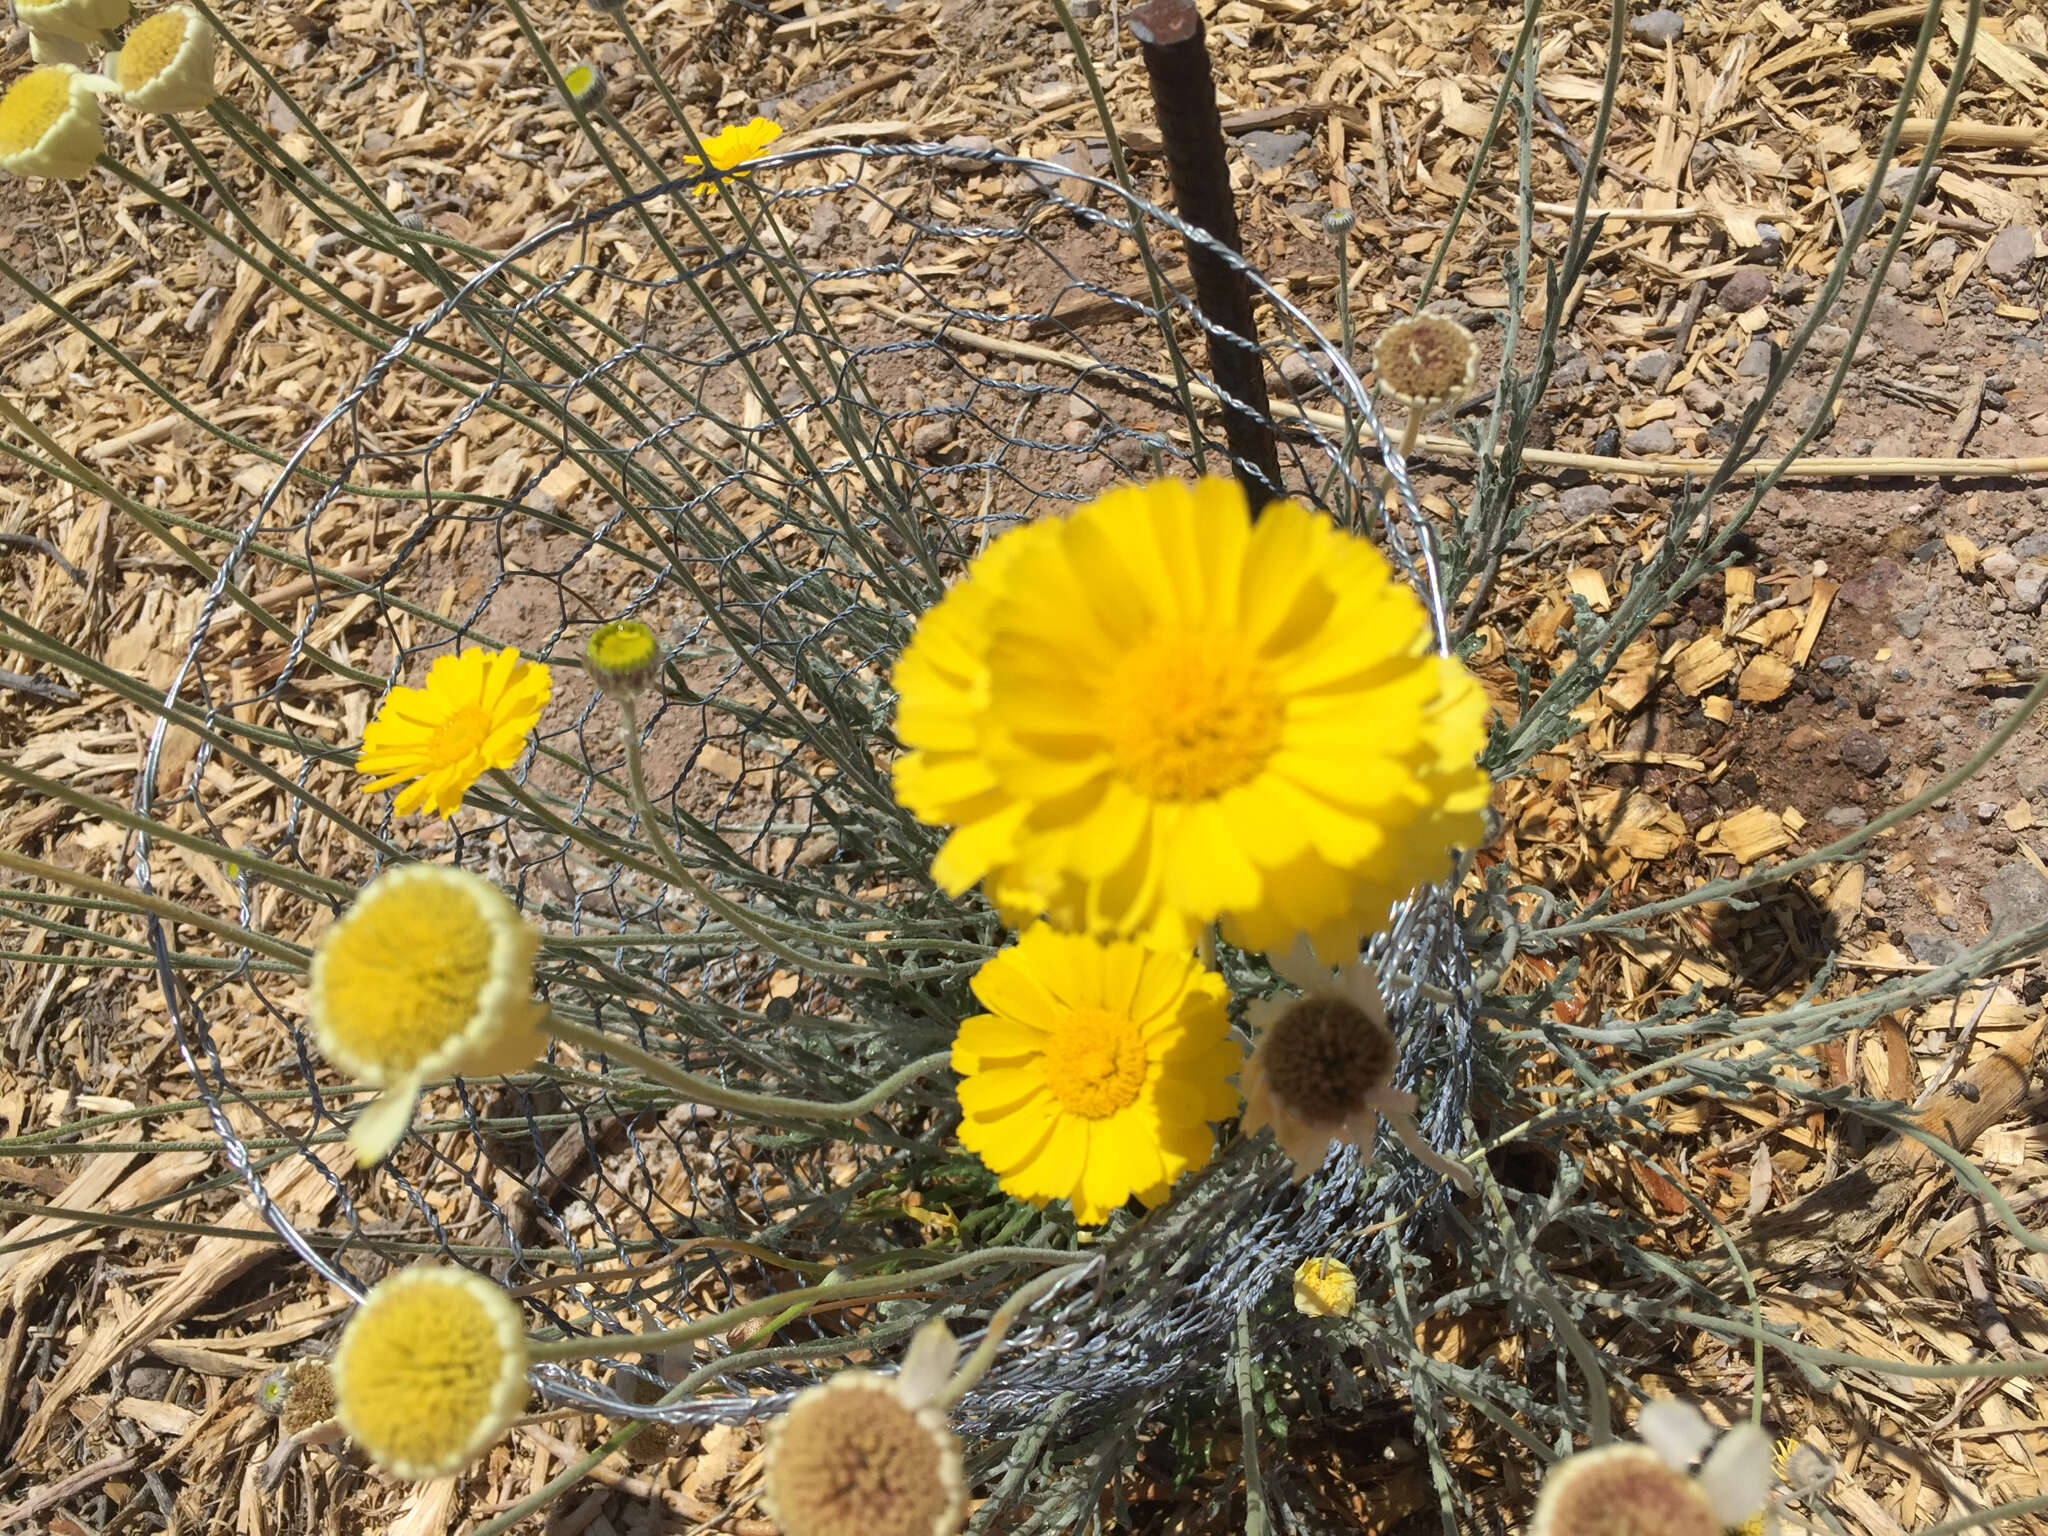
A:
[892, 477, 1491, 960]
[307, 864, 545, 1164]
[0, 65, 105, 181]
[357, 646, 552, 818]
[951, 924, 1239, 1225]
[683, 115, 781, 196]
[107, 4, 218, 113]
[332, 1268, 530, 1481]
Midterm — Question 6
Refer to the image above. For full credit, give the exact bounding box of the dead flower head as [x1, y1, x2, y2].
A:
[1372, 314, 1478, 410]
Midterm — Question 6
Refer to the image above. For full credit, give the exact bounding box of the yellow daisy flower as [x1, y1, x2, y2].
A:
[951, 923, 1240, 1225]
[107, 4, 217, 113]
[763, 1323, 968, 1536]
[683, 115, 781, 196]
[307, 864, 545, 1164]
[357, 646, 552, 819]
[332, 1268, 530, 1481]
[0, 65, 106, 181]
[1291, 1256, 1357, 1318]
[16, 0, 127, 44]
[891, 477, 1491, 961]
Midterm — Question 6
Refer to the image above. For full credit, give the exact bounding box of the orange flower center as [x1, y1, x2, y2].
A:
[1040, 1008, 1147, 1119]
[1100, 632, 1282, 802]
[429, 705, 493, 767]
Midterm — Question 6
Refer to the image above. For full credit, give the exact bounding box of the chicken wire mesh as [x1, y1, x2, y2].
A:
[116, 142, 1498, 1513]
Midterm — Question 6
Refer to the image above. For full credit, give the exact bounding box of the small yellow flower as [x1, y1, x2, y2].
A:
[763, 1322, 967, 1536]
[357, 646, 552, 818]
[891, 477, 1492, 961]
[1291, 1256, 1357, 1318]
[584, 618, 659, 695]
[0, 65, 106, 181]
[1241, 938, 1473, 1190]
[683, 115, 781, 197]
[952, 923, 1240, 1225]
[561, 61, 606, 112]
[16, 0, 127, 44]
[307, 864, 545, 1164]
[107, 4, 217, 113]
[332, 1268, 529, 1481]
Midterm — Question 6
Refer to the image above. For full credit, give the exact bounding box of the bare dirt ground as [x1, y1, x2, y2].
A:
[5, 0, 2048, 1531]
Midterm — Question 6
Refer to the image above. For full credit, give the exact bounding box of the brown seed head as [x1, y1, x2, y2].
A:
[763, 1375, 966, 1536]
[1372, 315, 1479, 409]
[1258, 993, 1396, 1127]
[1531, 1445, 1720, 1536]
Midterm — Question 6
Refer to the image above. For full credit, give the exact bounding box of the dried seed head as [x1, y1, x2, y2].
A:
[763, 1373, 967, 1536]
[1531, 1444, 1721, 1536]
[1372, 314, 1478, 410]
[278, 1359, 337, 1437]
[1258, 993, 1396, 1128]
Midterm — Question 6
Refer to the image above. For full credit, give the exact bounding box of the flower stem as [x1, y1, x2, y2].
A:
[525, 1246, 1081, 1364]
[614, 700, 868, 977]
[0, 848, 306, 967]
[539, 1011, 950, 1128]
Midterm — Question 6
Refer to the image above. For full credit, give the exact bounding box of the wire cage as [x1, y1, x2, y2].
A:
[138, 144, 1488, 1524]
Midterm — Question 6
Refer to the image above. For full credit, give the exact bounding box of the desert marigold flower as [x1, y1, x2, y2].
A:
[683, 115, 781, 196]
[1372, 314, 1479, 410]
[332, 1269, 530, 1481]
[584, 618, 659, 694]
[0, 65, 106, 181]
[307, 864, 545, 1164]
[561, 61, 606, 112]
[106, 4, 216, 112]
[892, 477, 1490, 960]
[357, 645, 552, 818]
[16, 0, 127, 43]
[951, 923, 1239, 1225]
[1241, 937, 1473, 1190]
[763, 1323, 967, 1536]
[1534, 1401, 1776, 1536]
[1291, 1255, 1357, 1318]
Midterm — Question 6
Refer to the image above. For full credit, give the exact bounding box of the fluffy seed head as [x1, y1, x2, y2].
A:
[1259, 993, 1396, 1126]
[1372, 314, 1479, 409]
[763, 1373, 967, 1536]
[1531, 1444, 1720, 1536]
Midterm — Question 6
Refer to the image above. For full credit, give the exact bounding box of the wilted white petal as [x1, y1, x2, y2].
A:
[1639, 1399, 1717, 1472]
[1269, 933, 1328, 995]
[1698, 1424, 1773, 1526]
[894, 1319, 958, 1410]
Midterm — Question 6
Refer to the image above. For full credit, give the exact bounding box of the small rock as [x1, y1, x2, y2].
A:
[1626, 349, 1673, 384]
[1061, 419, 1092, 444]
[1550, 352, 1593, 390]
[1976, 800, 2002, 823]
[1067, 394, 1100, 421]
[1982, 548, 2021, 582]
[1920, 236, 1960, 276]
[1966, 646, 2001, 672]
[911, 420, 964, 463]
[1819, 654, 1856, 676]
[1909, 537, 1945, 564]
[2007, 642, 2035, 669]
[1735, 338, 1775, 378]
[1625, 421, 1676, 456]
[1991, 828, 2021, 854]
[2013, 531, 2048, 559]
[1629, 8, 1683, 43]
[1840, 730, 1891, 777]
[2016, 562, 2048, 613]
[1717, 268, 1773, 312]
[1067, 0, 1102, 16]
[1278, 352, 1320, 389]
[1591, 424, 1621, 457]
[1985, 859, 2048, 936]
[1984, 224, 2038, 281]
[1239, 131, 1309, 172]
[1823, 804, 1866, 828]
[1559, 484, 1612, 519]
[1680, 378, 1724, 418]
[935, 134, 995, 171]
[1906, 932, 1965, 967]
[1784, 723, 1827, 752]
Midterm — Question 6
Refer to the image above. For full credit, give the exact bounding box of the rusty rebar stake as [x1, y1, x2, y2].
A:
[1127, 0, 1285, 511]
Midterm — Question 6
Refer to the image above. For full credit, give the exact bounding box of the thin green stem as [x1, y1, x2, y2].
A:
[0, 849, 305, 966]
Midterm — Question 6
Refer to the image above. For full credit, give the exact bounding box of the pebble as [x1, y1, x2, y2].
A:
[1626, 349, 1672, 384]
[2012, 532, 2048, 559]
[1630, 8, 1683, 43]
[2017, 562, 2048, 613]
[1067, 0, 1102, 15]
[1966, 646, 2002, 672]
[1921, 237, 1960, 277]
[1559, 484, 1612, 519]
[1681, 378, 1724, 418]
[936, 134, 996, 171]
[1784, 723, 1827, 752]
[1735, 338, 1775, 378]
[1840, 731, 1891, 777]
[1067, 394, 1100, 421]
[1717, 268, 1773, 313]
[1818, 654, 1856, 676]
[1823, 804, 1867, 828]
[1906, 932, 1965, 967]
[1624, 421, 1676, 455]
[1985, 859, 2048, 936]
[1982, 548, 2021, 582]
[1977, 800, 2003, 823]
[911, 420, 964, 463]
[1984, 224, 2038, 281]
[1240, 130, 1309, 171]
[2008, 642, 2036, 669]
